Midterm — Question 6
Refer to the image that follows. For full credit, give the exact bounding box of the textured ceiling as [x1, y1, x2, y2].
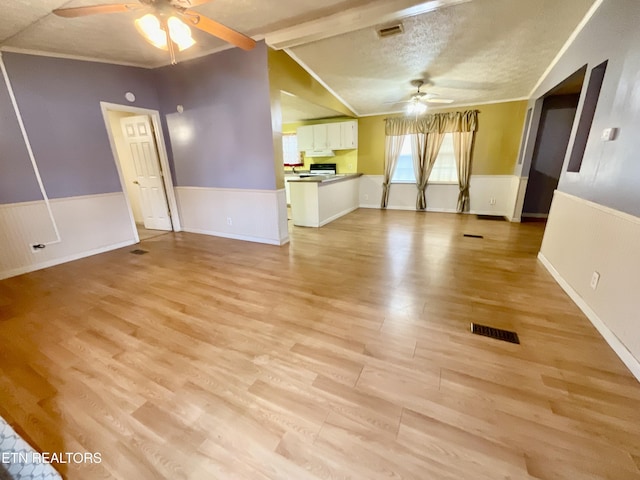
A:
[0, 0, 377, 66]
[290, 0, 597, 115]
[0, 0, 597, 115]
[280, 92, 345, 124]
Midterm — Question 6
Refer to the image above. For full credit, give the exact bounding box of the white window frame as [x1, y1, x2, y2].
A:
[283, 133, 303, 166]
[391, 133, 458, 185]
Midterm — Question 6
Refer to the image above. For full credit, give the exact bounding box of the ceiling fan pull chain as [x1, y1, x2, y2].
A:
[160, 16, 178, 65]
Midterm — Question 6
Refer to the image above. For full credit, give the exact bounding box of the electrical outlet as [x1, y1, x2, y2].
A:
[226, 217, 232, 226]
[364, 194, 369, 201]
[348, 163, 353, 170]
[590, 271, 600, 290]
[489, 197, 496, 205]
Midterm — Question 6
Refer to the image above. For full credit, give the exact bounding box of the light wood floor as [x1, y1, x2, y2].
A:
[136, 224, 171, 241]
[1, 210, 639, 479]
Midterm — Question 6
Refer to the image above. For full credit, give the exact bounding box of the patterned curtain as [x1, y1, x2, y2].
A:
[384, 111, 478, 211]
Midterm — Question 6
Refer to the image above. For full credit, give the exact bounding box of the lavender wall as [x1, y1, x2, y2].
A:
[154, 41, 276, 190]
[527, 0, 640, 217]
[0, 72, 41, 204]
[1, 53, 161, 202]
[1, 42, 277, 207]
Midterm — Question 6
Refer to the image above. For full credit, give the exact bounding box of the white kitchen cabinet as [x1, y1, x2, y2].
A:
[340, 121, 358, 149]
[296, 120, 359, 151]
[313, 124, 329, 150]
[297, 125, 314, 151]
[327, 123, 342, 150]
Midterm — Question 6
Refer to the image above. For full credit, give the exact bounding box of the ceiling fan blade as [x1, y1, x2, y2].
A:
[181, 10, 255, 50]
[53, 3, 144, 18]
[176, 0, 212, 6]
[425, 98, 454, 104]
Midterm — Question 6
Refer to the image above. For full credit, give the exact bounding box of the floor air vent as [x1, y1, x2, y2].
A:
[477, 214, 506, 221]
[130, 249, 149, 255]
[471, 323, 520, 344]
[463, 234, 484, 239]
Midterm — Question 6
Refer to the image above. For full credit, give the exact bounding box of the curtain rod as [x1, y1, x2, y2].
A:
[382, 109, 481, 121]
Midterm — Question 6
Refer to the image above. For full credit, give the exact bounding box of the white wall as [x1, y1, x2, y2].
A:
[0, 193, 136, 280]
[175, 187, 289, 246]
[106, 110, 144, 224]
[359, 175, 515, 217]
[539, 191, 640, 380]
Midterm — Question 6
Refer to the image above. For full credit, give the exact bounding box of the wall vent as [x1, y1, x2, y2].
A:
[377, 23, 404, 38]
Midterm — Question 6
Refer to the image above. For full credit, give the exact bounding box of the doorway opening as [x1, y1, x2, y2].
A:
[101, 102, 180, 242]
[522, 66, 586, 220]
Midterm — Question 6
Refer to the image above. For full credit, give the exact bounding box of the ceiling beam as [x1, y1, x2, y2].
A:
[265, 0, 470, 50]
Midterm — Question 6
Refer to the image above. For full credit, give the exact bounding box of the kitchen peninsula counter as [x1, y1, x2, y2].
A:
[289, 174, 362, 227]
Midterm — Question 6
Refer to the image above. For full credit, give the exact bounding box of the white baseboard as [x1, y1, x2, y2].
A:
[0, 240, 136, 280]
[538, 252, 640, 382]
[182, 227, 288, 246]
[318, 206, 359, 227]
[359, 203, 507, 217]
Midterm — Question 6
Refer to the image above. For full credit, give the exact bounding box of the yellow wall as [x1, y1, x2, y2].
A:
[268, 49, 358, 186]
[283, 118, 358, 174]
[268, 49, 355, 117]
[358, 100, 528, 175]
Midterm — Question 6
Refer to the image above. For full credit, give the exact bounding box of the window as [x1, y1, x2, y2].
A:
[283, 134, 303, 166]
[391, 133, 458, 183]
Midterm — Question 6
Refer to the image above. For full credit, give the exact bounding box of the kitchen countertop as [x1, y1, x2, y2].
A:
[287, 173, 362, 185]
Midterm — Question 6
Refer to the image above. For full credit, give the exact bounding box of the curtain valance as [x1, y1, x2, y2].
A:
[385, 110, 478, 136]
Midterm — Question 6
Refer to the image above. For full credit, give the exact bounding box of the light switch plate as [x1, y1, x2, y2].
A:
[590, 271, 600, 290]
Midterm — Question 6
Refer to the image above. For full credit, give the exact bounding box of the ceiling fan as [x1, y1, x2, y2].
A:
[52, 0, 256, 65]
[389, 79, 454, 115]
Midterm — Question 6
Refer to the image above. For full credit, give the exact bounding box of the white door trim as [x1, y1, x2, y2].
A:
[100, 102, 182, 241]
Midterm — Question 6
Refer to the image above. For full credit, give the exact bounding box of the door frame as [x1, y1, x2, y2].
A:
[100, 102, 181, 241]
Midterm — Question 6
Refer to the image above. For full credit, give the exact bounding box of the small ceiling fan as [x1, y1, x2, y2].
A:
[389, 79, 454, 115]
[53, 0, 256, 65]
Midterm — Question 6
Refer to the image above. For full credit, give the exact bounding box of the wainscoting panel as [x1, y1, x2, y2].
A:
[507, 176, 528, 222]
[359, 175, 516, 216]
[539, 190, 640, 380]
[0, 192, 136, 279]
[175, 186, 288, 246]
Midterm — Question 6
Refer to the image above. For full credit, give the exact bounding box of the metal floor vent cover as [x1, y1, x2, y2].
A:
[130, 249, 149, 255]
[477, 214, 506, 221]
[463, 233, 484, 239]
[471, 323, 520, 344]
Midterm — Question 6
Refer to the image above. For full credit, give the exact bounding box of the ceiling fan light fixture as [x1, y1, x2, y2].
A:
[168, 16, 196, 51]
[407, 100, 427, 116]
[135, 13, 168, 49]
[135, 14, 195, 52]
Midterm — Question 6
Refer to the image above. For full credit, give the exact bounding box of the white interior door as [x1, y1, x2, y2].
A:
[120, 115, 172, 231]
